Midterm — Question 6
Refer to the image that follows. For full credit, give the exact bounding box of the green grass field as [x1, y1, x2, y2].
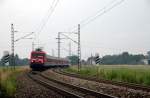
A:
[0, 66, 29, 97]
[65, 65, 150, 86]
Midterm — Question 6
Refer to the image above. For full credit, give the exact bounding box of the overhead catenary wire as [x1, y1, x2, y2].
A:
[60, 0, 124, 62]
[35, 0, 55, 35]
[64, 0, 124, 60]
[35, 0, 60, 47]
[61, 47, 76, 56]
[81, 0, 124, 28]
[15, 32, 34, 42]
[34, 0, 55, 47]
[37, 0, 59, 34]
[69, 0, 124, 32]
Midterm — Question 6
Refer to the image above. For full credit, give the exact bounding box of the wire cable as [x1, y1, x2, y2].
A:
[81, 0, 124, 28]
[35, 0, 60, 47]
[69, 0, 124, 32]
[79, 0, 117, 25]
[36, 0, 56, 33]
[37, 0, 59, 34]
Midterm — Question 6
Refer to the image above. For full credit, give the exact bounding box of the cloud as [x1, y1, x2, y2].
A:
[0, 0, 4, 4]
[146, 0, 150, 4]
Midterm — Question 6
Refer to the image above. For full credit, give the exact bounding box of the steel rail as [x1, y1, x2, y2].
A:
[54, 69, 150, 92]
[27, 72, 84, 98]
[40, 71, 117, 98]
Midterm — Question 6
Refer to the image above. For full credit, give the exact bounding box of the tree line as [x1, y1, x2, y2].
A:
[68, 52, 147, 65]
[0, 52, 147, 66]
[99, 52, 146, 65]
[0, 54, 29, 66]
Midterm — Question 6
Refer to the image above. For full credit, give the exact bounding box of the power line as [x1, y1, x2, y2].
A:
[35, 0, 56, 46]
[58, 24, 81, 71]
[61, 33, 78, 44]
[81, 0, 124, 28]
[37, 0, 59, 34]
[61, 46, 77, 56]
[35, 0, 55, 34]
[56, 32, 77, 58]
[36, 0, 60, 46]
[11, 24, 33, 69]
[69, 0, 124, 32]
[64, 0, 124, 62]
[15, 32, 34, 42]
[79, 0, 117, 25]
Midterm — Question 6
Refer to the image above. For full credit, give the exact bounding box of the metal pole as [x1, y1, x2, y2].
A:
[58, 32, 61, 58]
[11, 24, 15, 70]
[69, 42, 71, 56]
[91, 53, 93, 65]
[52, 49, 54, 56]
[32, 42, 34, 51]
[78, 24, 81, 71]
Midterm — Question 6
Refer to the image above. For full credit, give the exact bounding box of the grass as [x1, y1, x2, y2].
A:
[0, 66, 29, 97]
[65, 65, 150, 86]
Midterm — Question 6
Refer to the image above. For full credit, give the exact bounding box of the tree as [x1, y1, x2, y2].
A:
[0, 54, 29, 66]
[100, 52, 145, 65]
[147, 51, 150, 59]
[67, 55, 79, 65]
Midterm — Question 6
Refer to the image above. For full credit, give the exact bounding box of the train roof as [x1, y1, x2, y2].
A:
[31, 50, 46, 54]
[31, 51, 69, 61]
[46, 55, 69, 61]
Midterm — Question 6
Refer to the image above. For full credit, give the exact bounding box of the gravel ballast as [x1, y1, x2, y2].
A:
[15, 72, 65, 98]
[44, 69, 150, 98]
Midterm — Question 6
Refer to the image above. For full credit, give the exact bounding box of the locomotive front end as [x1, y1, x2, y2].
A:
[30, 50, 46, 69]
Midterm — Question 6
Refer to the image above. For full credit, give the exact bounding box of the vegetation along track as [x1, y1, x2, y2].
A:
[53, 69, 150, 92]
[27, 71, 117, 98]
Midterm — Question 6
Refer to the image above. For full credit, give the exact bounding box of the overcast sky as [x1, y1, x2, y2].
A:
[0, 0, 150, 59]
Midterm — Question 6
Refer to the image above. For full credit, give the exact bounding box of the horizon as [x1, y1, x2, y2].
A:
[0, 0, 149, 60]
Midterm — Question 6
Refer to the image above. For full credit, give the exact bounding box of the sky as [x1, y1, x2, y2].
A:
[0, 0, 150, 59]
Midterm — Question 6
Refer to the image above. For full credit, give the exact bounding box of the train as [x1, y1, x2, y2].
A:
[30, 49, 70, 70]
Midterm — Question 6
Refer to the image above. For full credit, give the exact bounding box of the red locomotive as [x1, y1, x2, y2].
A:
[30, 49, 70, 70]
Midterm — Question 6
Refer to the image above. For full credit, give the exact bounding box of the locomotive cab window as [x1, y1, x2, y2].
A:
[32, 53, 45, 58]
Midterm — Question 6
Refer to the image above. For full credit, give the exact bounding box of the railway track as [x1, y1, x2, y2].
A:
[53, 68, 150, 92]
[27, 71, 117, 98]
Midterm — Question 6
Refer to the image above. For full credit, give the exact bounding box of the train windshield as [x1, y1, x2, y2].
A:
[32, 53, 45, 58]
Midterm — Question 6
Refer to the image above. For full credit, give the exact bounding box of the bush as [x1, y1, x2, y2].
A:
[65, 65, 150, 86]
[0, 66, 27, 97]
